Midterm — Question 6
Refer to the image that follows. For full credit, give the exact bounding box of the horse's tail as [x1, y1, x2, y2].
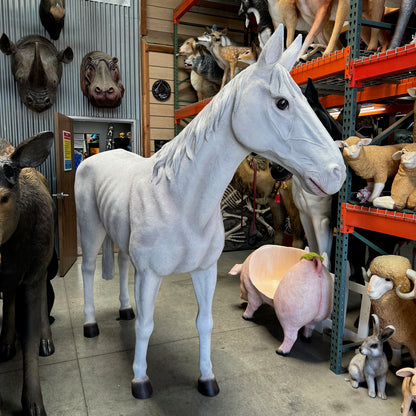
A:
[102, 234, 115, 280]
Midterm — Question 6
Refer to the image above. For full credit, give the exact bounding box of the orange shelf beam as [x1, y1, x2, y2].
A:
[174, 98, 213, 124]
[340, 203, 416, 240]
[321, 77, 416, 108]
[349, 43, 416, 88]
[174, 0, 198, 24]
[290, 47, 350, 86]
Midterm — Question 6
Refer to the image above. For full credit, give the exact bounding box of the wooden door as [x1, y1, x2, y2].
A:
[54, 112, 77, 276]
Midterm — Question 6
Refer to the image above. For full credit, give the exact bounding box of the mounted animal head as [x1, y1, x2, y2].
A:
[80, 51, 124, 108]
[39, 0, 65, 40]
[0, 131, 54, 245]
[0, 34, 73, 112]
[229, 25, 346, 196]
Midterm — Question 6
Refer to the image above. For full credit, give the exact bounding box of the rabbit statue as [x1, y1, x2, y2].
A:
[348, 314, 395, 399]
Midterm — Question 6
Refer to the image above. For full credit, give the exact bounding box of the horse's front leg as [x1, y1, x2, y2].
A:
[131, 270, 163, 399]
[191, 264, 219, 397]
[118, 251, 135, 321]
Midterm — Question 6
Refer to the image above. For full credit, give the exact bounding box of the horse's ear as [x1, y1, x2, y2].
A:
[257, 24, 284, 68]
[305, 77, 319, 105]
[278, 33, 302, 71]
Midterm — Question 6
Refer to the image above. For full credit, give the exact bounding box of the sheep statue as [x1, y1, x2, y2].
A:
[337, 136, 406, 203]
[396, 366, 416, 416]
[348, 314, 395, 399]
[373, 143, 416, 211]
[229, 245, 333, 356]
[364, 255, 416, 367]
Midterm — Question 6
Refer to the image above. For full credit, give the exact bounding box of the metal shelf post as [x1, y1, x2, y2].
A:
[330, 0, 362, 374]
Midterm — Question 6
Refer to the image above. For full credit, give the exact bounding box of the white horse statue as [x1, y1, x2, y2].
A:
[74, 25, 346, 400]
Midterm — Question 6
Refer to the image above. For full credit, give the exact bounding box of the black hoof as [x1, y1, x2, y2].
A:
[300, 334, 312, 343]
[242, 315, 253, 321]
[276, 349, 290, 357]
[0, 343, 16, 362]
[39, 339, 55, 357]
[132, 379, 153, 399]
[118, 307, 135, 321]
[198, 378, 219, 397]
[84, 323, 100, 338]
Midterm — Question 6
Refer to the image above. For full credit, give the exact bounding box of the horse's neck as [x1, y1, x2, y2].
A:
[169, 123, 247, 224]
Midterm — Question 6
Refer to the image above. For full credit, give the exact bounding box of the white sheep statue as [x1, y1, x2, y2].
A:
[364, 255, 416, 367]
[373, 143, 416, 211]
[337, 136, 406, 202]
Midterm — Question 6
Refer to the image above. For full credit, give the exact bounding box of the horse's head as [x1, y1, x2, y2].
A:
[231, 25, 346, 196]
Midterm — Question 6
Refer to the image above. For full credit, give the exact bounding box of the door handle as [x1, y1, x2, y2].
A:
[53, 192, 70, 200]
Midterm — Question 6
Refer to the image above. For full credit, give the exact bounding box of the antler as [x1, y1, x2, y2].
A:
[396, 269, 416, 299]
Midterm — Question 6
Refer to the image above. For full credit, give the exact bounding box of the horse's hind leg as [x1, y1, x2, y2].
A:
[131, 269, 163, 399]
[118, 250, 135, 320]
[80, 221, 106, 338]
[191, 264, 219, 397]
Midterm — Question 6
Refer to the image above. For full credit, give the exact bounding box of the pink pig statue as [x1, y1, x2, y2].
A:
[229, 245, 333, 356]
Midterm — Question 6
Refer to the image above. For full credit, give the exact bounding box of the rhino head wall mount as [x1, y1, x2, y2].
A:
[0, 33, 73, 113]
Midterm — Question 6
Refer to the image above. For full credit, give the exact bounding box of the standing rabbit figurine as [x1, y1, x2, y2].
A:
[348, 314, 395, 399]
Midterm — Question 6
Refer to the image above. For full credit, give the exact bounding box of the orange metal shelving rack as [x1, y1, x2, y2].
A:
[340, 203, 416, 240]
[174, 41, 416, 121]
[173, 0, 416, 375]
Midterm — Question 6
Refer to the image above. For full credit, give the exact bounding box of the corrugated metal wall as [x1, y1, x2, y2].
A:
[0, 0, 141, 192]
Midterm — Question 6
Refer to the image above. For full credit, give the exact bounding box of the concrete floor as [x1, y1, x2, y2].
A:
[0, 250, 412, 416]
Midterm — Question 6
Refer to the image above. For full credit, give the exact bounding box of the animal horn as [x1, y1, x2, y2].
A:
[396, 269, 416, 299]
[28, 42, 47, 88]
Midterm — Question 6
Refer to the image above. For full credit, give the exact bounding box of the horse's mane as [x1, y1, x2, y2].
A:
[152, 69, 249, 183]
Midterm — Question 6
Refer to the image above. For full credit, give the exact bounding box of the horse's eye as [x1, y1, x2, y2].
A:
[276, 98, 289, 110]
[1, 195, 9, 204]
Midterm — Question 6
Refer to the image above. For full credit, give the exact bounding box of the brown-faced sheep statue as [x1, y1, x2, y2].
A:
[337, 136, 407, 203]
[365, 255, 416, 367]
[373, 143, 416, 211]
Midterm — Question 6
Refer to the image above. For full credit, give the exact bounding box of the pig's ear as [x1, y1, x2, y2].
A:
[313, 257, 322, 273]
[229, 264, 242, 275]
[396, 368, 416, 378]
